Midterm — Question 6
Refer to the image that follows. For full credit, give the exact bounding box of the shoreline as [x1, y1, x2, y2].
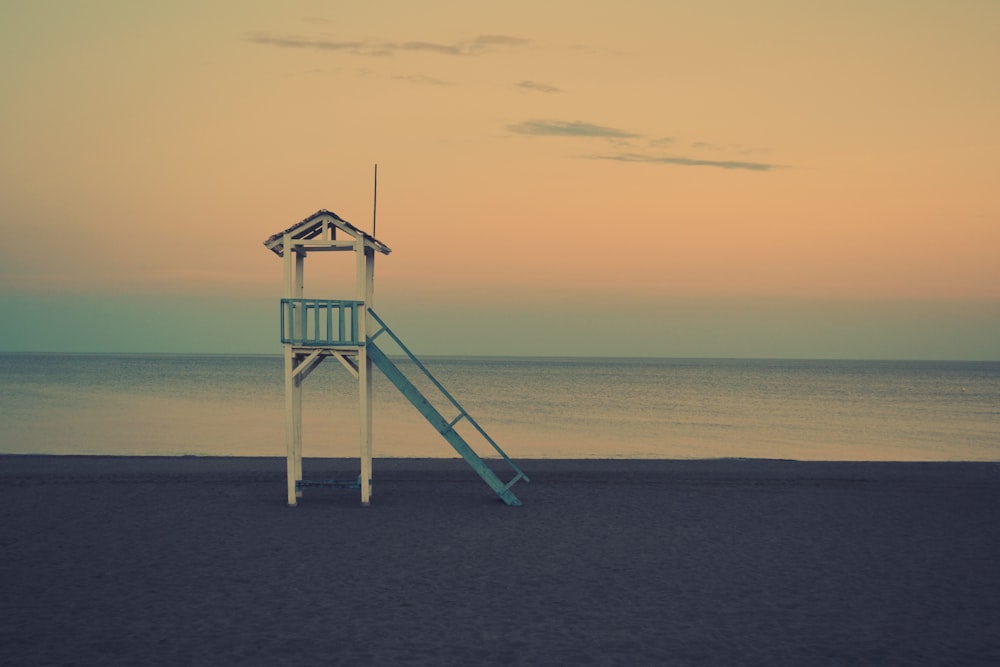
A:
[3, 452, 997, 481]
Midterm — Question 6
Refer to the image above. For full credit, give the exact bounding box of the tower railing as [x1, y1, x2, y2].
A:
[280, 298, 363, 346]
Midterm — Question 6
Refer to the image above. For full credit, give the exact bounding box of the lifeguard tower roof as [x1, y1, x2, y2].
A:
[263, 209, 391, 257]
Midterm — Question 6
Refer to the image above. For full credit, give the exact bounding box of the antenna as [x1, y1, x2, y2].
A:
[372, 163, 378, 238]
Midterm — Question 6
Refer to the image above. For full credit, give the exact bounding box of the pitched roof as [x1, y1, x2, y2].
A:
[263, 209, 392, 257]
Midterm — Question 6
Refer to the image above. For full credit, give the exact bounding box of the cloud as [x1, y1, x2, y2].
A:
[507, 119, 639, 138]
[393, 74, 454, 86]
[246, 33, 370, 53]
[591, 152, 780, 171]
[472, 35, 530, 50]
[396, 41, 465, 56]
[692, 141, 771, 156]
[516, 80, 562, 93]
[507, 119, 778, 170]
[246, 33, 529, 57]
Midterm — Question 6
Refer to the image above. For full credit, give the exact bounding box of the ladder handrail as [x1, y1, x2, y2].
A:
[368, 309, 529, 484]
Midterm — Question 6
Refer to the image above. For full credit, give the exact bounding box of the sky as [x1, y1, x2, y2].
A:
[1, 0, 998, 359]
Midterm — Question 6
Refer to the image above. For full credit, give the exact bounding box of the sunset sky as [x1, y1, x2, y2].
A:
[1, 0, 998, 358]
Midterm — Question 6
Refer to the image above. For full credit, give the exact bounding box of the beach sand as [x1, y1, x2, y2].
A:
[2, 456, 998, 665]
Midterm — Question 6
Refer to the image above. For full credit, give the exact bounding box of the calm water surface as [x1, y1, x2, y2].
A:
[1, 354, 997, 461]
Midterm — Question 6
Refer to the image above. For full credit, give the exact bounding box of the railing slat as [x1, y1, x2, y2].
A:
[312, 301, 319, 343]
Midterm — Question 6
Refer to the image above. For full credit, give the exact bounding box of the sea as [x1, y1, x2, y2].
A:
[0, 353, 997, 461]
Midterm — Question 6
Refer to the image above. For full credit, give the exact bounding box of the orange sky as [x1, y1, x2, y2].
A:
[1, 1, 998, 357]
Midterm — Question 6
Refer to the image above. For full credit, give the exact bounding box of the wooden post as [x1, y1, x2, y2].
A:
[283, 235, 297, 505]
[358, 241, 374, 505]
[284, 348, 294, 505]
[283, 235, 306, 506]
[293, 249, 304, 496]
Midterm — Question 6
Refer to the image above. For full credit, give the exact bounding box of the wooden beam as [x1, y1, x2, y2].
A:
[293, 350, 325, 382]
[332, 350, 359, 378]
[288, 240, 357, 251]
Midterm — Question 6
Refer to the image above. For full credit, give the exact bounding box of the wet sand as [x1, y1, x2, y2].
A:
[2, 456, 999, 665]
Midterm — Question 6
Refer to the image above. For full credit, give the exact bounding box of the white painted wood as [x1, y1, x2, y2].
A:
[290, 243, 305, 501]
[294, 250, 305, 344]
[332, 350, 360, 378]
[360, 345, 373, 506]
[355, 237, 365, 302]
[293, 349, 324, 382]
[294, 250, 304, 298]
[361, 245, 376, 505]
[292, 362, 303, 499]
[282, 234, 298, 506]
[295, 249, 304, 496]
[292, 240, 356, 251]
[364, 247, 376, 313]
[272, 211, 387, 507]
[282, 234, 293, 298]
[284, 347, 297, 506]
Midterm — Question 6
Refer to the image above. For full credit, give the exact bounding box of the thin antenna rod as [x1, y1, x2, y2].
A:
[372, 163, 378, 238]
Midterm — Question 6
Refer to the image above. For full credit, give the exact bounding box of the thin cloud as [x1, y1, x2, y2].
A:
[397, 41, 464, 56]
[508, 119, 778, 170]
[592, 152, 780, 171]
[246, 34, 369, 53]
[516, 80, 562, 93]
[508, 119, 639, 139]
[692, 141, 771, 156]
[393, 74, 454, 86]
[246, 33, 529, 57]
[473, 35, 530, 49]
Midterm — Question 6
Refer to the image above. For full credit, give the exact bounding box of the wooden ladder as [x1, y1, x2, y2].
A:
[367, 311, 529, 506]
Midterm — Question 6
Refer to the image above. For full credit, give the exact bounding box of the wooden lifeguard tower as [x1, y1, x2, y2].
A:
[263, 209, 529, 506]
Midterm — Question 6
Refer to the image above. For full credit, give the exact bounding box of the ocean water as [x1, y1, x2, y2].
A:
[0, 353, 997, 461]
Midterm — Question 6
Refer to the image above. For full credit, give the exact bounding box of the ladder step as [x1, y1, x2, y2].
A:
[446, 412, 468, 429]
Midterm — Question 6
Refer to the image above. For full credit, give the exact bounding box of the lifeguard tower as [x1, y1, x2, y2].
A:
[263, 209, 529, 506]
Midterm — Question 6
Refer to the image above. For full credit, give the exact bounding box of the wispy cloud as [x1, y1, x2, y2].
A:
[692, 141, 771, 156]
[592, 152, 779, 171]
[246, 33, 529, 57]
[508, 118, 779, 171]
[393, 74, 454, 86]
[515, 80, 562, 93]
[246, 33, 370, 53]
[507, 119, 638, 139]
[650, 137, 676, 147]
[473, 35, 530, 50]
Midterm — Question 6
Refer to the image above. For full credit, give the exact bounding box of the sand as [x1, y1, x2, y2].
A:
[2, 456, 998, 666]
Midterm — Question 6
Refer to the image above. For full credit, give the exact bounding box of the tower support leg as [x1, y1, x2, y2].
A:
[359, 346, 373, 506]
[285, 348, 303, 506]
